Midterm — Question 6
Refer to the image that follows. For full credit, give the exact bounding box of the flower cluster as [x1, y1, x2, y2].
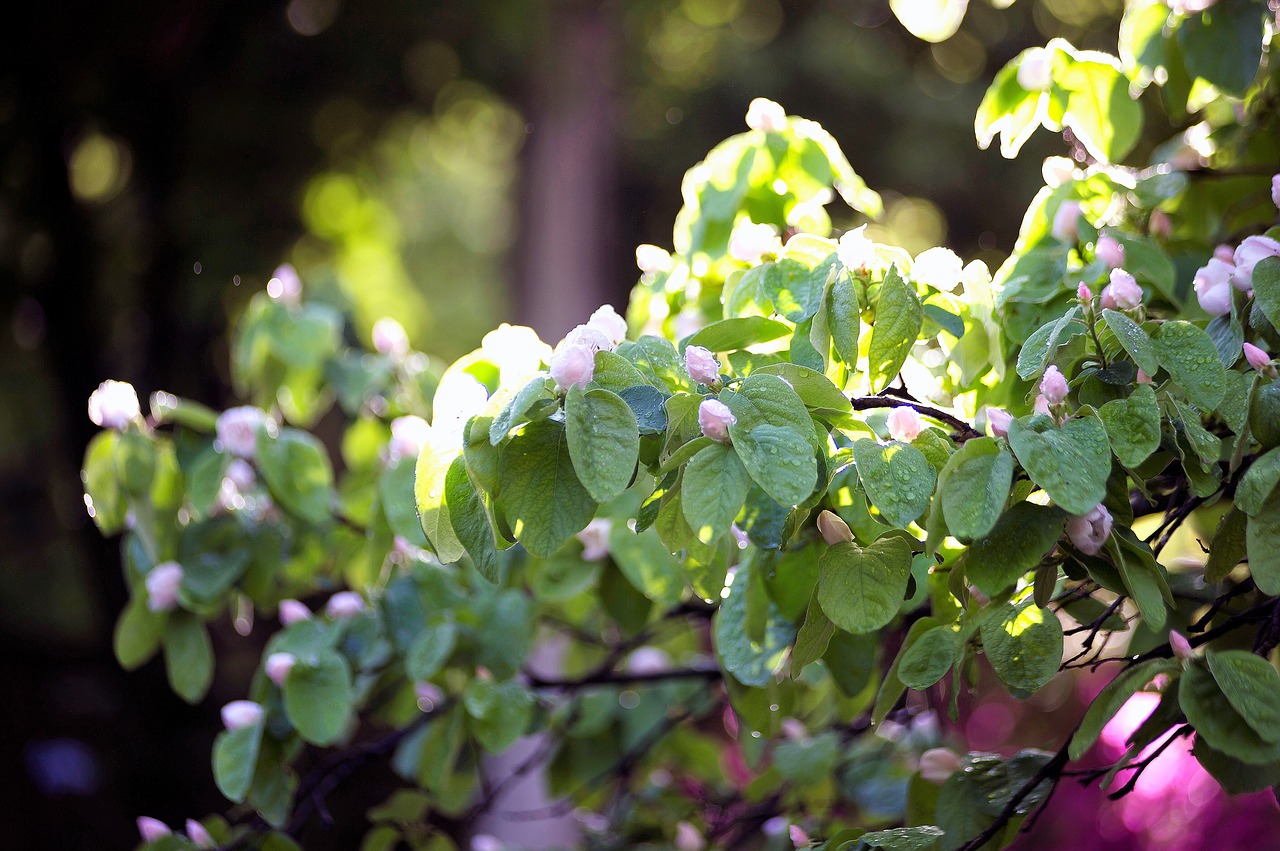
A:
[548, 305, 629, 391]
[1194, 231, 1280, 316]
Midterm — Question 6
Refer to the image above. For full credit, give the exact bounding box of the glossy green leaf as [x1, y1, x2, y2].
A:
[868, 266, 923, 391]
[1207, 649, 1280, 743]
[1098, 384, 1161, 468]
[1151, 320, 1227, 411]
[444, 456, 499, 582]
[817, 537, 913, 634]
[981, 599, 1063, 694]
[685, 316, 792, 352]
[1008, 413, 1111, 515]
[495, 420, 597, 558]
[852, 439, 935, 529]
[1101, 309, 1159, 375]
[682, 443, 750, 544]
[939, 438, 1014, 541]
[565, 385, 639, 503]
[1071, 658, 1178, 760]
[898, 625, 959, 691]
[1180, 660, 1280, 764]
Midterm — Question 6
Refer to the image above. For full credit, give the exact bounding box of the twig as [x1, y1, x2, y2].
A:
[526, 664, 721, 690]
[849, 396, 983, 441]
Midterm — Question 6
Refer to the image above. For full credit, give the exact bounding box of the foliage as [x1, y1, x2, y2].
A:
[84, 2, 1280, 848]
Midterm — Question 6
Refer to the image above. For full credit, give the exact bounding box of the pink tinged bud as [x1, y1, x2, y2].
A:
[627, 647, 671, 675]
[1076, 282, 1093, 303]
[1066, 503, 1112, 555]
[265, 652, 297, 687]
[216, 406, 269, 459]
[1232, 235, 1280, 290]
[137, 817, 172, 842]
[279, 599, 311, 625]
[1170, 630, 1195, 660]
[145, 562, 184, 612]
[745, 97, 787, 133]
[1136, 368, 1154, 385]
[1194, 257, 1235, 316]
[414, 680, 444, 710]
[1040, 365, 1069, 405]
[185, 820, 216, 849]
[1149, 209, 1172, 239]
[1017, 48, 1053, 91]
[1033, 394, 1051, 416]
[1244, 342, 1272, 372]
[837, 225, 877, 273]
[325, 591, 365, 619]
[780, 718, 808, 740]
[635, 244, 672, 274]
[684, 345, 721, 385]
[728, 221, 779, 263]
[698, 398, 736, 443]
[1051, 201, 1082, 243]
[1041, 156, 1075, 189]
[225, 458, 256, 491]
[220, 700, 264, 731]
[576, 518, 612, 561]
[912, 247, 964, 292]
[1100, 269, 1143, 310]
[675, 821, 706, 851]
[886, 405, 924, 443]
[817, 510, 854, 546]
[587, 305, 628, 347]
[388, 415, 430, 464]
[560, 323, 613, 355]
[1215, 243, 1236, 263]
[789, 825, 811, 848]
[919, 747, 963, 784]
[1273, 174, 1280, 211]
[549, 343, 595, 391]
[986, 407, 1014, 439]
[88, 380, 142, 429]
[266, 264, 302, 305]
[371, 317, 409, 356]
[1096, 236, 1126, 268]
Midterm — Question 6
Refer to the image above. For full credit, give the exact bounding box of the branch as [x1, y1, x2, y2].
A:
[956, 738, 1071, 851]
[849, 396, 983, 441]
[526, 664, 721, 690]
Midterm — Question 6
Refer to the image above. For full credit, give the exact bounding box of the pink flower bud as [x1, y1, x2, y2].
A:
[185, 819, 216, 849]
[745, 97, 787, 133]
[216, 406, 269, 459]
[388, 415, 430, 464]
[414, 680, 444, 710]
[549, 343, 595, 392]
[675, 821, 706, 851]
[1244, 342, 1272, 372]
[576, 518, 612, 561]
[1194, 257, 1235, 316]
[728, 221, 779, 263]
[789, 824, 811, 848]
[912, 247, 964, 292]
[1136, 368, 1153, 385]
[684, 345, 721, 386]
[1041, 156, 1075, 189]
[279, 599, 311, 625]
[587, 305, 628, 347]
[837, 225, 877, 272]
[1232, 235, 1280, 290]
[137, 817, 172, 842]
[1100, 269, 1143, 310]
[986, 407, 1013, 438]
[1033, 394, 1051, 416]
[627, 647, 671, 675]
[1066, 503, 1112, 555]
[225, 458, 256, 491]
[1170, 630, 1195, 660]
[780, 718, 807, 740]
[919, 747, 963, 784]
[325, 591, 365, 619]
[698, 398, 736, 443]
[1017, 48, 1053, 91]
[1077, 282, 1093, 303]
[1096, 235, 1126, 268]
[1273, 174, 1280, 211]
[817, 510, 853, 546]
[372, 317, 409, 356]
[1040, 365, 1069, 405]
[1149, 209, 1172, 239]
[265, 652, 297, 687]
[220, 700, 264, 731]
[560, 324, 613, 354]
[266, 264, 302, 306]
[1214, 244, 1236, 262]
[145, 562, 184, 612]
[1051, 201, 1081, 243]
[635, 244, 672, 274]
[886, 406, 924, 443]
[88, 379, 141, 429]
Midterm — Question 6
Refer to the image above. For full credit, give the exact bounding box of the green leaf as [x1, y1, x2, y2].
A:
[1070, 658, 1178, 760]
[618, 385, 668, 435]
[495, 420, 597, 558]
[464, 679, 535, 753]
[379, 461, 428, 547]
[791, 590, 836, 675]
[729, 424, 817, 507]
[873, 617, 940, 724]
[1007, 413, 1112, 515]
[1177, 0, 1266, 96]
[754, 363, 852, 419]
[488, 375, 556, 445]
[868, 266, 923, 391]
[1246, 493, 1280, 595]
[1015, 308, 1082, 380]
[1151, 320, 1227, 411]
[817, 537, 913, 634]
[761, 258, 824, 323]
[258, 428, 334, 525]
[686, 316, 792, 352]
[405, 620, 457, 681]
[1057, 56, 1143, 163]
[1206, 507, 1248, 583]
[1108, 534, 1171, 631]
[974, 54, 1042, 158]
[852, 439, 935, 528]
[164, 611, 214, 704]
[856, 825, 945, 851]
[981, 599, 1063, 694]
[682, 443, 751, 544]
[714, 553, 796, 687]
[1238, 447, 1280, 516]
[82, 431, 127, 534]
[617, 335, 691, 393]
[1193, 737, 1280, 795]
[564, 385, 639, 503]
[444, 457, 499, 582]
[1254, 257, 1280, 329]
[1101, 310, 1159, 375]
[415, 438, 466, 564]
[1179, 659, 1280, 764]
[773, 732, 840, 784]
[284, 649, 354, 746]
[1207, 649, 1280, 743]
[607, 524, 685, 608]
[113, 590, 165, 670]
[939, 438, 1014, 541]
[828, 274, 861, 366]
[1098, 384, 1161, 468]
[898, 625, 959, 691]
[213, 721, 263, 803]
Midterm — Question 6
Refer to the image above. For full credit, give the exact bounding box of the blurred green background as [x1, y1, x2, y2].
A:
[0, 0, 1139, 847]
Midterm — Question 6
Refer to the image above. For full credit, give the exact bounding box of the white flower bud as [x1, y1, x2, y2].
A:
[684, 345, 721, 386]
[326, 591, 366, 619]
[1194, 257, 1234, 316]
[1051, 201, 1082, 243]
[816, 510, 853, 546]
[837, 225, 877, 272]
[675, 821, 706, 851]
[728, 221, 779, 263]
[372, 317, 410, 356]
[912, 247, 963, 292]
[560, 324, 614, 355]
[88, 380, 141, 429]
[886, 406, 924, 443]
[576, 518, 612, 561]
[145, 562, 184, 612]
[698, 398, 736, 443]
[1170, 630, 1196, 660]
[636, 244, 672, 274]
[1033, 394, 1051, 416]
[790, 824, 811, 848]
[216, 406, 269, 459]
[137, 817, 172, 842]
[587, 305, 628, 347]
[414, 680, 444, 710]
[1066, 503, 1112, 555]
[745, 97, 787, 133]
[1244, 342, 1274, 374]
[225, 458, 256, 491]
[265, 652, 297, 687]
[1273, 174, 1280, 211]
[549, 343, 595, 392]
[185, 819, 216, 849]
[1041, 156, 1075, 188]
[1017, 48, 1053, 92]
[627, 647, 671, 675]
[388, 415, 430, 465]
[279, 599, 311, 625]
[220, 700, 264, 731]
[1232, 235, 1280, 290]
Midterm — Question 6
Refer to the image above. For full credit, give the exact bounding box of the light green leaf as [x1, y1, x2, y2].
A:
[873, 617, 940, 724]
[965, 502, 1066, 595]
[1016, 308, 1083, 380]
[464, 680, 535, 753]
[1152, 320, 1227, 411]
[1238, 447, 1280, 516]
[113, 591, 165, 671]
[817, 537, 913, 634]
[1008, 413, 1111, 514]
[852, 439, 936, 529]
[608, 524, 685, 608]
[406, 620, 457, 681]
[761, 258, 824, 323]
[1247, 493, 1280, 595]
[1071, 658, 1179, 760]
[857, 825, 946, 851]
[1099, 384, 1161, 468]
[444, 457, 499, 583]
[981, 599, 1063, 694]
[1057, 56, 1143, 163]
[791, 590, 836, 676]
[213, 721, 263, 803]
[714, 553, 796, 687]
[284, 649, 354, 746]
[940, 438, 1014, 541]
[1207, 649, 1280, 743]
[488, 376, 556, 445]
[754, 363, 852, 418]
[898, 625, 959, 691]
[495, 420, 597, 558]
[257, 428, 334, 525]
[1101, 309, 1159, 375]
[729, 423, 817, 507]
[416, 437, 466, 564]
[164, 611, 214, 704]
[868, 266, 923, 391]
[565, 385, 639, 503]
[828, 274, 861, 366]
[379, 461, 428, 547]
[685, 316, 792, 352]
[682, 443, 751, 544]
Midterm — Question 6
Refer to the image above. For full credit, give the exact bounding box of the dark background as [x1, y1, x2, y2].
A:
[0, 1, 1128, 847]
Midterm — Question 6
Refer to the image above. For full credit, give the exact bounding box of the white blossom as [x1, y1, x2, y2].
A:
[88, 380, 141, 429]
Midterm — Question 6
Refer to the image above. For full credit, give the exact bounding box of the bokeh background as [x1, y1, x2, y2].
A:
[4, 0, 1279, 848]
